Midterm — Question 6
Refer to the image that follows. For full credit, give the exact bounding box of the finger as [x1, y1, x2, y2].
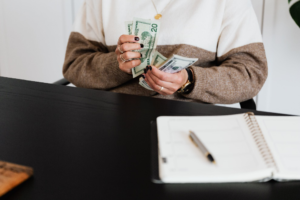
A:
[122, 51, 142, 60]
[147, 71, 178, 92]
[121, 43, 144, 52]
[145, 72, 173, 95]
[120, 59, 142, 71]
[150, 66, 175, 83]
[118, 35, 140, 45]
[118, 63, 132, 74]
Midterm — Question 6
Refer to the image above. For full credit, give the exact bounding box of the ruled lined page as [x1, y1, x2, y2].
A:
[157, 114, 271, 183]
[256, 116, 300, 180]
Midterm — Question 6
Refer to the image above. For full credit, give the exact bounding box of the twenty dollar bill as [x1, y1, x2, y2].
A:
[125, 18, 161, 78]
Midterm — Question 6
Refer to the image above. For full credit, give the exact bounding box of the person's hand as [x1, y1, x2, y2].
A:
[143, 66, 188, 95]
[115, 35, 144, 74]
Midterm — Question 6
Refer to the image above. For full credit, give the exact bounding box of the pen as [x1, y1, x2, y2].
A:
[189, 130, 216, 164]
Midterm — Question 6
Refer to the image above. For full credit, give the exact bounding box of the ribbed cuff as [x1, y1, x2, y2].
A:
[180, 66, 207, 101]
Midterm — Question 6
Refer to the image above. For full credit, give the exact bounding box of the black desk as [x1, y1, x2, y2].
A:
[0, 77, 299, 200]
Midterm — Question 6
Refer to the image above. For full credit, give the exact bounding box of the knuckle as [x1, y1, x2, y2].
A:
[155, 79, 162, 86]
[130, 60, 138, 68]
[135, 59, 141, 65]
[120, 34, 126, 43]
[161, 74, 167, 80]
[121, 44, 127, 51]
[123, 52, 130, 60]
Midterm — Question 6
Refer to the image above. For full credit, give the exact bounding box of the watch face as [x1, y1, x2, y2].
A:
[185, 84, 193, 91]
[181, 82, 191, 93]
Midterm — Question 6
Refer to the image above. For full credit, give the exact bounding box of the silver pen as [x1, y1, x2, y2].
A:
[189, 130, 216, 164]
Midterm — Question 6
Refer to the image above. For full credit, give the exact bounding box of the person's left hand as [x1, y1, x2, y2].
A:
[143, 66, 188, 95]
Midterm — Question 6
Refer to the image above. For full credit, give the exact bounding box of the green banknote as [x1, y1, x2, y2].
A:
[139, 51, 166, 91]
[128, 18, 160, 78]
[151, 50, 167, 67]
[139, 54, 198, 91]
[157, 54, 198, 74]
[139, 77, 153, 91]
[124, 21, 133, 35]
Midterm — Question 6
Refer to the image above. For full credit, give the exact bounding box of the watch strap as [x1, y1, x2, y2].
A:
[178, 67, 195, 94]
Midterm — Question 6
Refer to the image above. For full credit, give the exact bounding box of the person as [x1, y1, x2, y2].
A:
[63, 0, 268, 104]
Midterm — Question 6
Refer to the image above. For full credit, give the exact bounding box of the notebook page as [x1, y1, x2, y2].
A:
[255, 116, 300, 180]
[157, 114, 271, 183]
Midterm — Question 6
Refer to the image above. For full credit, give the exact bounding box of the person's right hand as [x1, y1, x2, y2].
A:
[115, 35, 144, 74]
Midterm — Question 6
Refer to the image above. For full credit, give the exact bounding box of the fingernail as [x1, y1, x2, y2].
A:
[140, 53, 142, 58]
[140, 44, 144, 48]
[135, 37, 139, 41]
[150, 66, 152, 71]
[144, 68, 148, 74]
[141, 75, 145, 79]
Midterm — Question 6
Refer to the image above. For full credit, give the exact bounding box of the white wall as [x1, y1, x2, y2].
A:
[258, 0, 300, 115]
[251, 0, 264, 29]
[0, 0, 73, 83]
[0, 0, 299, 115]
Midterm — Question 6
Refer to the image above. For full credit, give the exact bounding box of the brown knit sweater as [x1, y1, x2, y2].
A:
[63, 0, 268, 104]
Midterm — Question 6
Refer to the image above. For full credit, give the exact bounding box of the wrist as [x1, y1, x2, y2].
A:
[177, 67, 195, 94]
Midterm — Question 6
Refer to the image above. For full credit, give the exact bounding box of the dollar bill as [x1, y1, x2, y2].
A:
[138, 51, 166, 90]
[158, 54, 198, 73]
[124, 21, 133, 35]
[129, 18, 160, 78]
[139, 54, 198, 91]
[151, 50, 167, 67]
[139, 77, 153, 91]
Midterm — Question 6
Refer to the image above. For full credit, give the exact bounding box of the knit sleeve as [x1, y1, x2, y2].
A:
[182, 0, 268, 104]
[62, 0, 132, 89]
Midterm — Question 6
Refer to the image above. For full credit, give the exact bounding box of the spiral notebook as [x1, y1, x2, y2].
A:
[155, 113, 300, 183]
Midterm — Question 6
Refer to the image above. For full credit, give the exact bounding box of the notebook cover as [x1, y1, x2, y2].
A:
[150, 121, 163, 183]
[0, 161, 34, 197]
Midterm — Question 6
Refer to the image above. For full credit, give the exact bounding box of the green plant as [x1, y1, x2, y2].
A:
[289, 0, 300, 28]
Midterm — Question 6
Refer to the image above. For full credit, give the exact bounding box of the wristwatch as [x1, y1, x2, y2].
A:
[177, 67, 195, 94]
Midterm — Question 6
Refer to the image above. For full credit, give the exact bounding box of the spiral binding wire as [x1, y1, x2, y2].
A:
[244, 112, 278, 171]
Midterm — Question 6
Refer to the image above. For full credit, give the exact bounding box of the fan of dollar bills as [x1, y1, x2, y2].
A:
[125, 17, 198, 91]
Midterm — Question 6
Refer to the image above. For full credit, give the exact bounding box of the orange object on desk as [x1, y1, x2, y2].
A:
[0, 161, 33, 197]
